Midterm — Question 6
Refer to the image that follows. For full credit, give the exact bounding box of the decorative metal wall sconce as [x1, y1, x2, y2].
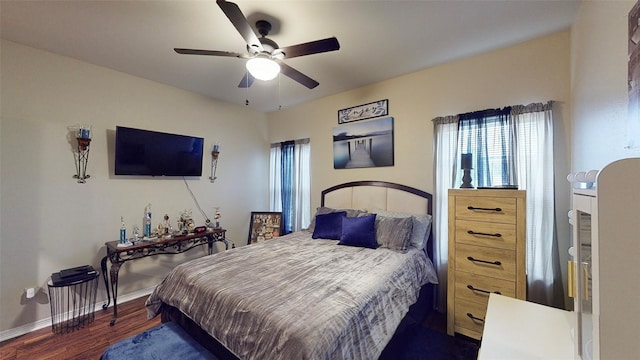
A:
[460, 153, 473, 188]
[73, 125, 92, 183]
[209, 143, 220, 182]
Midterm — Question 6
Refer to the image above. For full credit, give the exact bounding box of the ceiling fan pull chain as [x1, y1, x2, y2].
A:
[245, 74, 250, 106]
[278, 74, 282, 110]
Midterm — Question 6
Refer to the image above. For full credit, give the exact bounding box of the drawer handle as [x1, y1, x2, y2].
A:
[467, 256, 502, 266]
[466, 312, 485, 323]
[467, 284, 502, 295]
[467, 206, 502, 212]
[467, 230, 502, 238]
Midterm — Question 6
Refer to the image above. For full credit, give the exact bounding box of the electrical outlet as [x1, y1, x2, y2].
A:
[25, 287, 35, 299]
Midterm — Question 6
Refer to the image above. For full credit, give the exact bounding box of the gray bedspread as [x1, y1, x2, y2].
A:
[146, 231, 438, 360]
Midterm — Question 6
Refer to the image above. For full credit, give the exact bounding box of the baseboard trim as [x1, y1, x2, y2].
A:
[0, 286, 156, 343]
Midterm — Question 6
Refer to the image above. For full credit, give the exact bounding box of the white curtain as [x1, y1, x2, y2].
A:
[432, 115, 459, 311]
[269, 144, 283, 212]
[432, 102, 563, 309]
[291, 139, 311, 231]
[269, 139, 311, 232]
[512, 103, 563, 307]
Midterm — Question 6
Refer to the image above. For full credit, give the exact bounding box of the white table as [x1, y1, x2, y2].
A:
[479, 294, 574, 359]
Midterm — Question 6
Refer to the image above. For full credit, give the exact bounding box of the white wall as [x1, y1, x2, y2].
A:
[571, 1, 640, 170]
[0, 40, 270, 333]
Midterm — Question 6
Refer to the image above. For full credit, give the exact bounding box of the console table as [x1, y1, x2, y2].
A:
[101, 229, 227, 325]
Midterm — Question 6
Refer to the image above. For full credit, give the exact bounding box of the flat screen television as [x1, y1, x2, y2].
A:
[114, 126, 204, 176]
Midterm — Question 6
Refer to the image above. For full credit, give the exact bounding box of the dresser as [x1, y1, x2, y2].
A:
[447, 189, 526, 340]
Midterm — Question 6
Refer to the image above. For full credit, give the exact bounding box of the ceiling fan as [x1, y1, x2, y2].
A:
[174, 0, 340, 89]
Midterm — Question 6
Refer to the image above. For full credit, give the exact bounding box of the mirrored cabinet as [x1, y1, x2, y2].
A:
[570, 158, 640, 360]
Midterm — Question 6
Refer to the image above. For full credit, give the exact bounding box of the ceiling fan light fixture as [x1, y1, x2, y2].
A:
[246, 55, 280, 81]
[175, 3, 339, 89]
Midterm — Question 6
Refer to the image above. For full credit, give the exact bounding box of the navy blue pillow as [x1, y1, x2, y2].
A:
[338, 214, 378, 249]
[312, 211, 347, 239]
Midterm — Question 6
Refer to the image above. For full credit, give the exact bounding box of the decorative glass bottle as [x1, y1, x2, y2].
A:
[144, 203, 152, 237]
[119, 216, 127, 244]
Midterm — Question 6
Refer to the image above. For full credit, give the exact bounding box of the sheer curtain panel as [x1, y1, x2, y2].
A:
[432, 115, 459, 311]
[512, 103, 563, 307]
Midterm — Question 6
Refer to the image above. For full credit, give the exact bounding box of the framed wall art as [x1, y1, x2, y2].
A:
[248, 211, 283, 245]
[338, 99, 388, 124]
[333, 117, 394, 169]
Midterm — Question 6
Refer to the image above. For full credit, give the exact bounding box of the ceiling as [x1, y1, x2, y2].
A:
[0, 0, 580, 113]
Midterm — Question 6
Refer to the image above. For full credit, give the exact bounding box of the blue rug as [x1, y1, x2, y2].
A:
[100, 322, 218, 360]
[102, 322, 476, 360]
[380, 324, 479, 360]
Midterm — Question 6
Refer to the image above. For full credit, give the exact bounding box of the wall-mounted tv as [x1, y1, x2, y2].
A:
[114, 126, 204, 177]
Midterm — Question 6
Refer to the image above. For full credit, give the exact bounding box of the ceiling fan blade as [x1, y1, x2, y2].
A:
[174, 48, 247, 58]
[280, 37, 340, 59]
[278, 62, 319, 89]
[237, 72, 255, 88]
[216, 0, 263, 52]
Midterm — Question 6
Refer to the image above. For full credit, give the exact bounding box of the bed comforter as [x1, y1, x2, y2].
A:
[146, 231, 438, 360]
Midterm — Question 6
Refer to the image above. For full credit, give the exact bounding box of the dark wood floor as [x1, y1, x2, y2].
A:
[0, 296, 451, 360]
[0, 297, 161, 360]
[423, 309, 448, 334]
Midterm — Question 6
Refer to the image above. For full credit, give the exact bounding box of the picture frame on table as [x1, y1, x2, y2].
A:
[338, 99, 388, 124]
[248, 211, 283, 245]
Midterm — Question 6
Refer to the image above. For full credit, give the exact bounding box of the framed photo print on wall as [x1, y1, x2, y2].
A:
[333, 116, 394, 169]
[248, 212, 283, 245]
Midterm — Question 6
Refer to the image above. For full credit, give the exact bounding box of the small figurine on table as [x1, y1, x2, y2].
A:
[214, 208, 221, 228]
[132, 225, 141, 244]
[161, 214, 172, 236]
[179, 209, 195, 234]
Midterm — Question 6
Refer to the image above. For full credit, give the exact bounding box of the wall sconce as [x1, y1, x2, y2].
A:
[73, 125, 92, 183]
[209, 143, 220, 182]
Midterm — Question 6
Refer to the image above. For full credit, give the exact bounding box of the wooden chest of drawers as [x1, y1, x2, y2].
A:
[447, 189, 526, 340]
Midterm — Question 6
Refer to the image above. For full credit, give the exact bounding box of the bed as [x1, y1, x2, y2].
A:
[145, 181, 438, 359]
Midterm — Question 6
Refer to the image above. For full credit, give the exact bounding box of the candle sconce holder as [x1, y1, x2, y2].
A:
[71, 125, 92, 183]
[460, 168, 473, 188]
[209, 143, 220, 183]
[460, 153, 473, 188]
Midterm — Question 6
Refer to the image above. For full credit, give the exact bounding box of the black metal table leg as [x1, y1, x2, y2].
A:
[207, 235, 214, 255]
[109, 263, 121, 326]
[100, 256, 111, 310]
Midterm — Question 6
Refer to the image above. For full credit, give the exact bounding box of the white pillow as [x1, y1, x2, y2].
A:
[373, 209, 432, 250]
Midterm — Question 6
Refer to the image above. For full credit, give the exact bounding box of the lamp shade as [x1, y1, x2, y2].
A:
[246, 56, 280, 81]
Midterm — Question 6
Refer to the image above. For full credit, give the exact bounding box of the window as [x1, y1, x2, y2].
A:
[455, 108, 516, 187]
